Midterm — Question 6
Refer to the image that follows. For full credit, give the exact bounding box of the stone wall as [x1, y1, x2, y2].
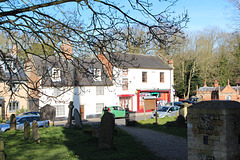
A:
[188, 101, 240, 160]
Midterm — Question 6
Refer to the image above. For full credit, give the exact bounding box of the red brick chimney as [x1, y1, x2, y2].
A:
[60, 40, 73, 59]
[213, 79, 219, 87]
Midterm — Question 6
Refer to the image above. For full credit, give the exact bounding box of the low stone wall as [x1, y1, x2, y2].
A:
[188, 101, 240, 160]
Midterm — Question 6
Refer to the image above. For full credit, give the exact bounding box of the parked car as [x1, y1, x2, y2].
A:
[180, 100, 193, 104]
[21, 111, 40, 116]
[186, 97, 199, 104]
[0, 115, 49, 132]
[165, 101, 183, 106]
[101, 106, 129, 118]
[151, 106, 180, 118]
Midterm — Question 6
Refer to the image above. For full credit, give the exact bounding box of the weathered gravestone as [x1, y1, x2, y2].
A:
[65, 101, 74, 128]
[32, 120, 40, 143]
[10, 114, 16, 130]
[99, 112, 115, 149]
[40, 104, 56, 126]
[24, 121, 30, 140]
[0, 136, 6, 160]
[188, 101, 240, 160]
[74, 108, 83, 129]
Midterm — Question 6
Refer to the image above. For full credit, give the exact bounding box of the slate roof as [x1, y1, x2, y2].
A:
[31, 55, 112, 87]
[198, 86, 240, 94]
[106, 53, 172, 69]
[0, 55, 28, 82]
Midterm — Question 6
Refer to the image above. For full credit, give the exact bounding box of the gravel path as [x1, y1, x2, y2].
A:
[118, 126, 188, 160]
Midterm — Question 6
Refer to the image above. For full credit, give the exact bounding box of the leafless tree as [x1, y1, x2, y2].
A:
[0, 0, 188, 113]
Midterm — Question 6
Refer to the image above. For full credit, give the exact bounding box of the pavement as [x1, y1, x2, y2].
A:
[53, 112, 153, 126]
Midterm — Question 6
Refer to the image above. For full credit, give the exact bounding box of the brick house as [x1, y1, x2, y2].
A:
[0, 51, 28, 118]
[196, 79, 240, 101]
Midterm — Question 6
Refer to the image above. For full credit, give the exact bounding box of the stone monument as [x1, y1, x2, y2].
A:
[74, 108, 83, 129]
[0, 136, 5, 160]
[40, 104, 56, 126]
[65, 101, 74, 128]
[32, 120, 40, 143]
[24, 121, 30, 140]
[99, 112, 115, 149]
[188, 101, 240, 160]
[10, 114, 16, 130]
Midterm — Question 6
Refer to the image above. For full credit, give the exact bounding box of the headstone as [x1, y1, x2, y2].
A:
[24, 121, 30, 140]
[65, 101, 74, 128]
[188, 101, 240, 160]
[99, 112, 115, 149]
[74, 108, 83, 129]
[0, 136, 6, 160]
[91, 125, 99, 138]
[10, 114, 16, 130]
[40, 104, 56, 126]
[32, 120, 40, 143]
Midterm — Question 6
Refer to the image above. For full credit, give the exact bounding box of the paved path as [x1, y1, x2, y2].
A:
[119, 126, 188, 160]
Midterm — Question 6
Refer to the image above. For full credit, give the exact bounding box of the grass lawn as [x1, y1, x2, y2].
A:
[0, 126, 159, 160]
[136, 116, 187, 138]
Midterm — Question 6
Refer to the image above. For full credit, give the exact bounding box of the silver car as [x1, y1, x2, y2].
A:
[151, 106, 180, 118]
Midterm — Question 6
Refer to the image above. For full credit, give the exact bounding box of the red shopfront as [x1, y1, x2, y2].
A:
[117, 94, 134, 111]
[136, 90, 171, 113]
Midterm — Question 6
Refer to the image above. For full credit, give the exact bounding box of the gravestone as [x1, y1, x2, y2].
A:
[40, 104, 56, 126]
[99, 112, 115, 149]
[188, 101, 240, 160]
[32, 120, 40, 143]
[74, 108, 83, 129]
[0, 136, 5, 160]
[24, 121, 30, 140]
[65, 101, 74, 128]
[10, 114, 16, 130]
[91, 125, 100, 138]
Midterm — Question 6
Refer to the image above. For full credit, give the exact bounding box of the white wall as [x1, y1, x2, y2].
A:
[39, 67, 174, 118]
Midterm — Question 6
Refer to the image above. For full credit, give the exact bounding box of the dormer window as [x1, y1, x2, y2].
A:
[51, 68, 61, 82]
[94, 69, 101, 81]
[4, 59, 16, 72]
[8, 83, 20, 92]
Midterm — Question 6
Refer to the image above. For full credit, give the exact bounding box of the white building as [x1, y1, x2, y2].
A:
[33, 53, 173, 119]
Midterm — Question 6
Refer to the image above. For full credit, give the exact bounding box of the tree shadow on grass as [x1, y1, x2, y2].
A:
[61, 125, 160, 160]
[134, 115, 187, 139]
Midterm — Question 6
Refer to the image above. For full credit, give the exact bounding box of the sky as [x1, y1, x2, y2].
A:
[175, 0, 235, 32]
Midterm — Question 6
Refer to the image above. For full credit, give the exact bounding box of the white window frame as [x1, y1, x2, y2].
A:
[96, 86, 104, 95]
[9, 101, 19, 112]
[122, 78, 128, 90]
[96, 103, 104, 113]
[51, 68, 61, 82]
[54, 105, 65, 116]
[94, 69, 101, 81]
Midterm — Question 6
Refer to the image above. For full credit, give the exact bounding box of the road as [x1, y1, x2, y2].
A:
[54, 112, 153, 126]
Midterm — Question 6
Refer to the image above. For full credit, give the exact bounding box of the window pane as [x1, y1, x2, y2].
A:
[122, 78, 128, 90]
[96, 103, 104, 113]
[160, 72, 164, 83]
[142, 72, 147, 82]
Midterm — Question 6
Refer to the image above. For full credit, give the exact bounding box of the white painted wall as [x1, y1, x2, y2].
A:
[39, 66, 174, 119]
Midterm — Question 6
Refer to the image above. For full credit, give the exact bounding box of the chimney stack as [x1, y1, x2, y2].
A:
[60, 40, 73, 60]
[213, 79, 219, 87]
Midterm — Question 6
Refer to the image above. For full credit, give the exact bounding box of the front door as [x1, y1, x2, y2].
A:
[79, 105, 84, 119]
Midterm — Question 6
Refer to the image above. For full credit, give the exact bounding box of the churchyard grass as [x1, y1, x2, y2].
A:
[0, 126, 158, 160]
[136, 116, 187, 138]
